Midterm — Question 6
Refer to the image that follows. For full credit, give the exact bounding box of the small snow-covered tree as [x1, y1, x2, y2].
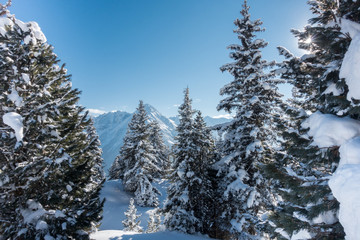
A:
[0, 13, 104, 239]
[123, 198, 143, 232]
[214, 1, 282, 239]
[109, 101, 161, 207]
[146, 208, 161, 233]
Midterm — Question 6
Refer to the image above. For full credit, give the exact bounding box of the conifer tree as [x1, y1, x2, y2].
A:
[109, 101, 161, 207]
[0, 14, 104, 239]
[214, 1, 282, 239]
[264, 0, 360, 238]
[164, 88, 216, 235]
[265, 0, 360, 238]
[164, 88, 199, 234]
[263, 47, 342, 239]
[192, 111, 217, 234]
[123, 198, 143, 232]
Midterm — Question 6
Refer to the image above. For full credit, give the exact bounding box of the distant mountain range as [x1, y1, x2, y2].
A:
[93, 104, 230, 172]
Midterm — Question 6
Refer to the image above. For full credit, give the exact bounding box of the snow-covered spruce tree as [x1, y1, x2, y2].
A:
[149, 120, 170, 178]
[0, 14, 104, 239]
[263, 46, 345, 239]
[146, 208, 161, 233]
[214, 1, 282, 239]
[192, 111, 218, 234]
[123, 198, 143, 232]
[164, 88, 216, 235]
[109, 101, 161, 207]
[265, 1, 360, 239]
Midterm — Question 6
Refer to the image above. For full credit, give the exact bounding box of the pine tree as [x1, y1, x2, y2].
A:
[109, 101, 161, 207]
[123, 198, 143, 232]
[214, 1, 282, 239]
[164, 88, 216, 235]
[146, 208, 161, 233]
[0, 14, 104, 239]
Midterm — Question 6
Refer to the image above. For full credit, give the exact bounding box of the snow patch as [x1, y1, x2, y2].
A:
[302, 111, 360, 147]
[3, 112, 24, 142]
[340, 19, 360, 101]
[8, 87, 23, 107]
[21, 73, 30, 84]
[291, 229, 312, 240]
[324, 83, 343, 96]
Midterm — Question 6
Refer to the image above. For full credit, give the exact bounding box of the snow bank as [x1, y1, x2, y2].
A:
[301, 111, 360, 148]
[340, 19, 360, 101]
[305, 111, 360, 239]
[3, 112, 24, 141]
[291, 229, 313, 240]
[91, 230, 209, 240]
[329, 136, 360, 240]
[93, 180, 209, 240]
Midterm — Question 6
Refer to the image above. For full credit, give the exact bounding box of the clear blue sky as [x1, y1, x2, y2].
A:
[12, 0, 311, 117]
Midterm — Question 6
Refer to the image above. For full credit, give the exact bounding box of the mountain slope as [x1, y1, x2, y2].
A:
[94, 111, 133, 171]
[94, 104, 177, 171]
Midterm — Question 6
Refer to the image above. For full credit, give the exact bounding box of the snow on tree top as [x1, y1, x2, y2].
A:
[0, 16, 47, 44]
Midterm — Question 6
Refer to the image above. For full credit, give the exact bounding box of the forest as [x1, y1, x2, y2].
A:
[1, 0, 360, 239]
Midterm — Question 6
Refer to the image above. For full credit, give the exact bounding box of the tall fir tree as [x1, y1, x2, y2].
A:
[0, 14, 104, 239]
[164, 88, 216, 235]
[264, 46, 345, 239]
[109, 101, 161, 207]
[264, 0, 360, 238]
[192, 111, 218, 235]
[214, 1, 282, 239]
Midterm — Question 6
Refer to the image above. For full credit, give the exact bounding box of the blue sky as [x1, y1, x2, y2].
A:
[12, 0, 311, 117]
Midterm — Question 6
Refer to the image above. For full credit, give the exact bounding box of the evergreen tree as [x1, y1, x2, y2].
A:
[164, 88, 199, 234]
[164, 88, 216, 235]
[146, 208, 161, 233]
[109, 101, 161, 207]
[0, 14, 104, 239]
[123, 198, 143, 232]
[263, 47, 342, 239]
[264, 0, 360, 238]
[192, 111, 217, 234]
[214, 1, 282, 239]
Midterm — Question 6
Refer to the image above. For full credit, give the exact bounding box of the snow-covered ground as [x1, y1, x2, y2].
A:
[91, 180, 209, 240]
[91, 230, 209, 240]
